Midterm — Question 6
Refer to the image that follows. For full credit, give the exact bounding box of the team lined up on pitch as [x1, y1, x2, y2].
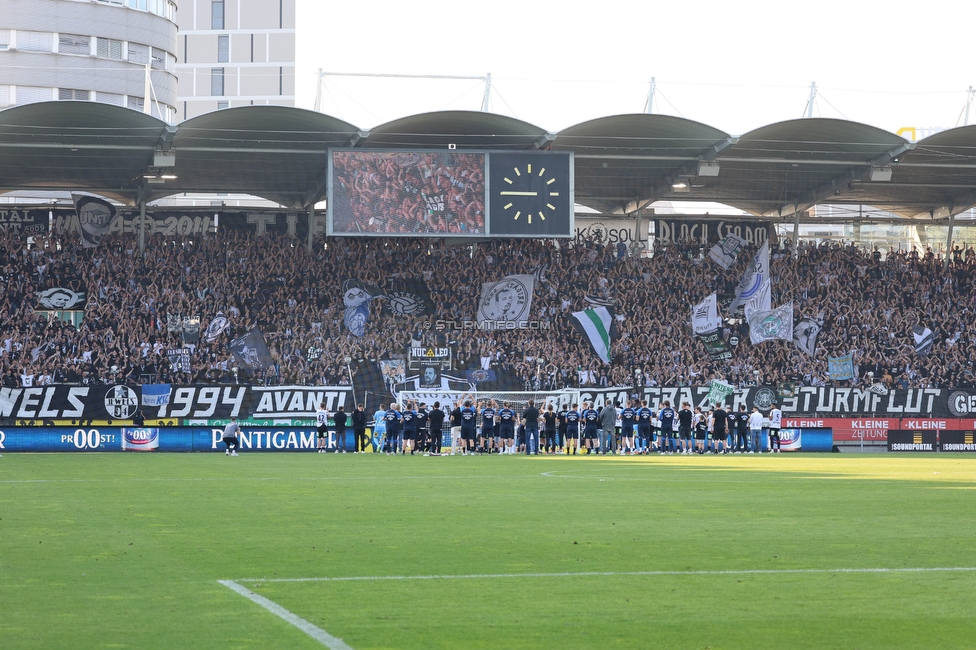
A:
[244, 396, 787, 456]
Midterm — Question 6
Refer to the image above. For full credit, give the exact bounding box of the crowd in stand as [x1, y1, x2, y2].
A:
[0, 226, 974, 390]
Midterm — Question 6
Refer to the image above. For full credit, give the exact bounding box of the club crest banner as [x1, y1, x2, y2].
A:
[383, 278, 433, 317]
[478, 275, 534, 325]
[747, 302, 794, 344]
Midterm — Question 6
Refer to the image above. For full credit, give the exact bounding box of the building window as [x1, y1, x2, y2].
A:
[95, 91, 124, 106]
[217, 35, 229, 63]
[211, 68, 224, 96]
[150, 47, 166, 70]
[0, 30, 9, 51]
[16, 86, 52, 105]
[212, 1, 225, 30]
[96, 38, 124, 60]
[18, 31, 54, 53]
[127, 0, 147, 9]
[0, 85, 11, 106]
[217, 100, 229, 110]
[127, 96, 145, 111]
[59, 88, 90, 101]
[58, 34, 90, 56]
[127, 42, 150, 65]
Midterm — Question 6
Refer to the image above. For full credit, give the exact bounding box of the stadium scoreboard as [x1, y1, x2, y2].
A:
[327, 149, 573, 238]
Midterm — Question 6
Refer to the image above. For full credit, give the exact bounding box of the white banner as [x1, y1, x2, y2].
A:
[477, 275, 534, 325]
[731, 241, 770, 312]
[692, 293, 722, 335]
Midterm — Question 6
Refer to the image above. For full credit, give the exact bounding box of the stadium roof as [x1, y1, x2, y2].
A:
[2, 101, 976, 219]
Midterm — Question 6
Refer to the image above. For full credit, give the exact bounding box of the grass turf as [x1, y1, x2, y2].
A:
[1, 452, 975, 649]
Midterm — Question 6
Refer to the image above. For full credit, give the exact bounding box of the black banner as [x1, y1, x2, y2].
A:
[52, 209, 307, 238]
[0, 208, 49, 235]
[0, 385, 140, 422]
[581, 386, 976, 418]
[156, 385, 355, 419]
[653, 219, 773, 246]
[2, 384, 975, 423]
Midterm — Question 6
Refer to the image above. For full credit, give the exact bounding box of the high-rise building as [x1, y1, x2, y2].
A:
[0, 0, 179, 122]
[174, 0, 295, 120]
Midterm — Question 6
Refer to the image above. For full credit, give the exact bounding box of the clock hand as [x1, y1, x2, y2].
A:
[499, 191, 538, 196]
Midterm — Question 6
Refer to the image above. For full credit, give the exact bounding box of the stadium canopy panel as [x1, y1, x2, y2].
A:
[0, 101, 166, 205]
[872, 125, 976, 219]
[167, 106, 359, 209]
[362, 110, 549, 149]
[551, 114, 733, 215]
[703, 119, 912, 217]
[1, 102, 975, 222]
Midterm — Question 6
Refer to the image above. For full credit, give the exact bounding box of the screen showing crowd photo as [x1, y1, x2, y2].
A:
[330, 151, 486, 236]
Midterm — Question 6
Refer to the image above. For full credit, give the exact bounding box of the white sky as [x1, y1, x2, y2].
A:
[295, 0, 976, 137]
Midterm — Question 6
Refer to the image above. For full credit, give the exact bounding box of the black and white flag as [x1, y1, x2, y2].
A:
[708, 233, 748, 270]
[913, 325, 935, 355]
[228, 327, 274, 374]
[166, 348, 192, 373]
[203, 312, 230, 342]
[584, 293, 614, 308]
[383, 278, 433, 317]
[691, 293, 722, 335]
[37, 288, 87, 310]
[793, 317, 823, 356]
[72, 194, 119, 249]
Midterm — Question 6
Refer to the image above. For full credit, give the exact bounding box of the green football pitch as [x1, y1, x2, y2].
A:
[2, 453, 975, 649]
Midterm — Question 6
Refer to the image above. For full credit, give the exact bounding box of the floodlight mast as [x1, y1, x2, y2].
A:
[313, 71, 494, 113]
[804, 81, 817, 118]
[644, 77, 656, 114]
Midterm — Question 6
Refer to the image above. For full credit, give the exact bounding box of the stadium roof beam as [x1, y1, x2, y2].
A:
[613, 135, 741, 215]
[768, 142, 915, 217]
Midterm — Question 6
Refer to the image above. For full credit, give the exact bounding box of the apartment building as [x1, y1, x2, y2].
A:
[174, 0, 295, 120]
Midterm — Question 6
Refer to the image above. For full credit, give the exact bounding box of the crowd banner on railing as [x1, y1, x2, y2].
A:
[2, 384, 976, 425]
[0, 385, 357, 423]
[653, 219, 773, 246]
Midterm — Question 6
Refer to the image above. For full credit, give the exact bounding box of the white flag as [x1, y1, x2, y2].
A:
[731, 241, 770, 313]
[691, 293, 722, 335]
[708, 233, 748, 270]
[747, 302, 794, 344]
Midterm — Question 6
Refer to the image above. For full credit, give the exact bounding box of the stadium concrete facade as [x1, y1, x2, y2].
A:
[0, 0, 179, 122]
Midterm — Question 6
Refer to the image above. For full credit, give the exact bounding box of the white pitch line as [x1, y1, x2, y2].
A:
[219, 579, 353, 650]
[236, 566, 976, 584]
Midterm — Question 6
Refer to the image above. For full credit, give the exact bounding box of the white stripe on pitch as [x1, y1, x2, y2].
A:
[219, 580, 353, 650]
[234, 566, 976, 584]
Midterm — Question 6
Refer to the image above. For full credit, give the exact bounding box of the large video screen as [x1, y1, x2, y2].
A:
[329, 151, 486, 236]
